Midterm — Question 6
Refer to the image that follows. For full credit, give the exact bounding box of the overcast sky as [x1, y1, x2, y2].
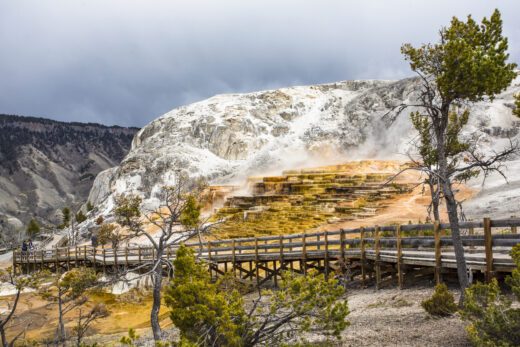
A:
[1, 1, 519, 127]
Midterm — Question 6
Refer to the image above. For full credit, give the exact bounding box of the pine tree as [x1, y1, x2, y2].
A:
[62, 207, 71, 227]
[75, 210, 87, 224]
[401, 9, 517, 302]
[26, 218, 40, 237]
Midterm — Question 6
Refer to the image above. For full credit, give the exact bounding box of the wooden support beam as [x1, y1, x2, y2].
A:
[512, 216, 517, 234]
[114, 247, 118, 273]
[103, 248, 106, 275]
[273, 260, 278, 287]
[375, 225, 381, 289]
[125, 247, 129, 268]
[469, 220, 475, 249]
[396, 225, 403, 289]
[55, 247, 59, 274]
[360, 227, 366, 288]
[208, 242, 212, 281]
[484, 217, 493, 283]
[75, 246, 78, 266]
[279, 235, 284, 283]
[302, 232, 307, 276]
[255, 238, 260, 287]
[83, 246, 87, 265]
[232, 240, 236, 278]
[67, 248, 70, 270]
[340, 228, 345, 263]
[434, 221, 442, 284]
[41, 250, 44, 271]
[93, 248, 97, 272]
[324, 230, 329, 281]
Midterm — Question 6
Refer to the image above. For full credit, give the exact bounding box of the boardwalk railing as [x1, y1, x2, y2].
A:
[14, 217, 520, 289]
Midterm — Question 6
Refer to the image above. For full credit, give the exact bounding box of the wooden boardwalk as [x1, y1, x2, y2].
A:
[13, 217, 520, 289]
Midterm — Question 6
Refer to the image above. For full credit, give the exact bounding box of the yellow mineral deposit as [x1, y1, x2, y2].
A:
[210, 160, 420, 239]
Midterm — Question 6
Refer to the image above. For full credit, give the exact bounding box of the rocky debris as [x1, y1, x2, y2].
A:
[104, 272, 153, 295]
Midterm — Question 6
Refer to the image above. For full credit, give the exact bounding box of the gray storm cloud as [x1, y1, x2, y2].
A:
[0, 0, 519, 127]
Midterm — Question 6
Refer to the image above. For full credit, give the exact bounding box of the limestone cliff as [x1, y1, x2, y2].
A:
[88, 76, 520, 221]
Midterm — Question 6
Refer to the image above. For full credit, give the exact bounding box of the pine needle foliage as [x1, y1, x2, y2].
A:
[460, 245, 520, 346]
[421, 283, 458, 317]
[26, 218, 40, 237]
[165, 245, 350, 346]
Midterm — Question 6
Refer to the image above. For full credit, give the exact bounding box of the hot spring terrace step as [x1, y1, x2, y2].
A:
[335, 207, 361, 213]
[316, 198, 346, 203]
[353, 212, 377, 218]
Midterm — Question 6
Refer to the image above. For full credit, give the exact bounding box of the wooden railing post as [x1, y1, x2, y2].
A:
[125, 247, 129, 268]
[484, 218, 493, 283]
[67, 248, 70, 270]
[434, 221, 442, 284]
[512, 216, 517, 234]
[40, 249, 44, 271]
[55, 246, 59, 274]
[102, 248, 106, 275]
[208, 242, 212, 281]
[279, 235, 284, 282]
[469, 219, 475, 249]
[255, 237, 260, 287]
[114, 247, 118, 273]
[302, 232, 307, 276]
[83, 245, 87, 264]
[396, 225, 403, 289]
[75, 246, 79, 266]
[360, 227, 366, 288]
[93, 247, 97, 272]
[375, 225, 381, 289]
[340, 228, 345, 262]
[232, 240, 236, 278]
[324, 231, 329, 281]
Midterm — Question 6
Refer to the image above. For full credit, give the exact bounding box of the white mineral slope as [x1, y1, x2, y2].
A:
[86, 76, 520, 226]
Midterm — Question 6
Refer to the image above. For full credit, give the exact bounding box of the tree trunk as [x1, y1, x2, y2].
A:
[1, 328, 7, 347]
[428, 180, 440, 222]
[150, 252, 163, 342]
[56, 290, 66, 347]
[436, 117, 469, 305]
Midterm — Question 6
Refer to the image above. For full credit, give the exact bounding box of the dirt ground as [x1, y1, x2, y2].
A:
[0, 281, 472, 346]
[338, 284, 471, 347]
[319, 172, 477, 232]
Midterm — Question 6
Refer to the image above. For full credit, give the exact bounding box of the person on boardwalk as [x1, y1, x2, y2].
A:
[21, 240, 28, 260]
[91, 233, 98, 248]
[27, 239, 34, 256]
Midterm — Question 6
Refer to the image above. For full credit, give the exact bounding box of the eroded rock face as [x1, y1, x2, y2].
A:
[88, 76, 520, 219]
[0, 115, 138, 227]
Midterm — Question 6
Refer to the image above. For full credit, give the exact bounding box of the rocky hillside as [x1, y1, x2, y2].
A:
[0, 115, 139, 230]
[87, 76, 520, 223]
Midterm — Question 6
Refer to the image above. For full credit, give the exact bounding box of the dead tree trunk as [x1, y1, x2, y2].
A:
[150, 249, 164, 342]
